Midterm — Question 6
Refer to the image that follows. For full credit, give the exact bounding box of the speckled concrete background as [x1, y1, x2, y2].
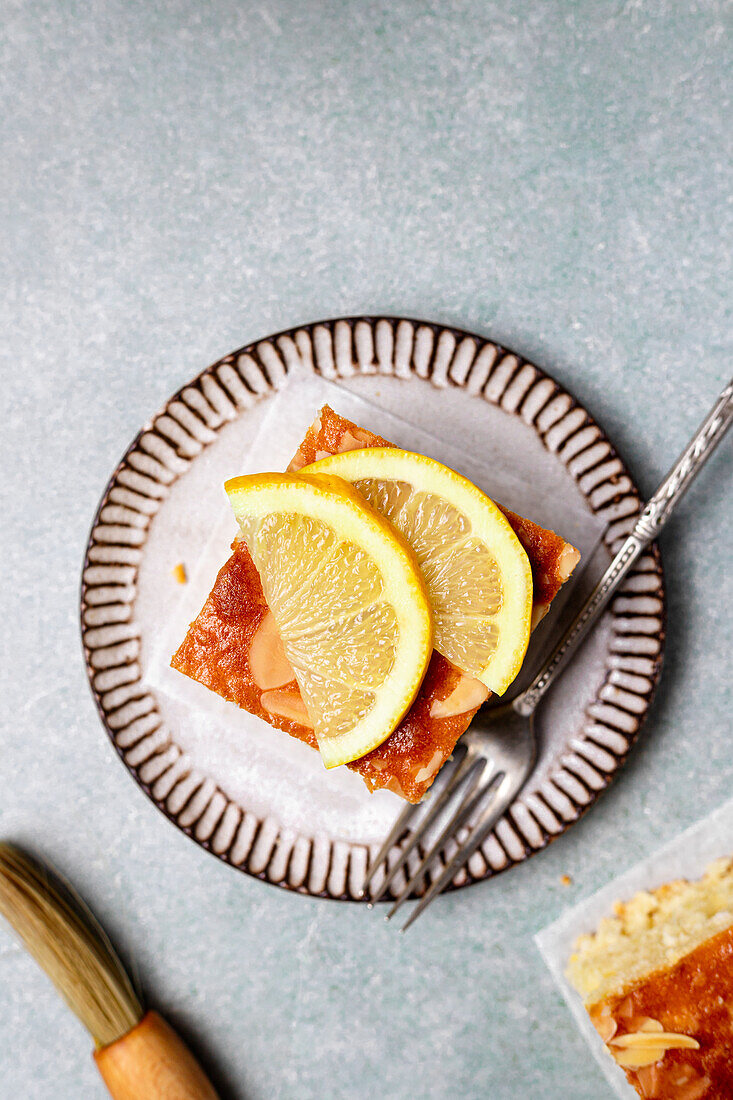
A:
[1, 2, 731, 1097]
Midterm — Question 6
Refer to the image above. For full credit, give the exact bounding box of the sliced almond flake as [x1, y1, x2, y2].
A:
[610, 1031, 699, 1051]
[429, 675, 489, 719]
[612, 1046, 666, 1068]
[249, 611, 295, 690]
[261, 689, 314, 728]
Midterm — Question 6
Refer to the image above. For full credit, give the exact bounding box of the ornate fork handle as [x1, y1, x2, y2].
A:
[515, 378, 733, 718]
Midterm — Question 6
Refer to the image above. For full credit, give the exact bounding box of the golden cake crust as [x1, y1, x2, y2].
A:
[172, 406, 580, 800]
[590, 927, 733, 1099]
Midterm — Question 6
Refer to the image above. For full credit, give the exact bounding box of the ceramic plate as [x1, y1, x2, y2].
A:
[81, 318, 665, 901]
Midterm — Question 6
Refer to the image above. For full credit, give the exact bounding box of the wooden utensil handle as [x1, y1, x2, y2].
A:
[94, 1011, 220, 1100]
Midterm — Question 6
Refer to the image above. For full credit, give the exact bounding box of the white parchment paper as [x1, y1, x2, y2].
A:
[147, 375, 605, 707]
[535, 796, 733, 1098]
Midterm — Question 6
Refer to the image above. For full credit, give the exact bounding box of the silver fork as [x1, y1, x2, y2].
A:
[362, 376, 733, 930]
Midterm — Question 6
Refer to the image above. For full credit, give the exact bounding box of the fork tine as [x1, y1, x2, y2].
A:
[385, 761, 497, 921]
[360, 800, 419, 898]
[400, 774, 513, 932]
[367, 748, 477, 905]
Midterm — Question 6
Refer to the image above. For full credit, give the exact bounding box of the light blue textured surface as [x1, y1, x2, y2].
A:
[1, 2, 731, 1098]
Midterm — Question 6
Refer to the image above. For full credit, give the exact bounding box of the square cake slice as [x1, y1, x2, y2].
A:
[172, 406, 580, 802]
[567, 857, 733, 1099]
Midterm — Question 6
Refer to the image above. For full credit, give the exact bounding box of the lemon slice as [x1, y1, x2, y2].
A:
[305, 449, 532, 694]
[225, 472, 433, 767]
